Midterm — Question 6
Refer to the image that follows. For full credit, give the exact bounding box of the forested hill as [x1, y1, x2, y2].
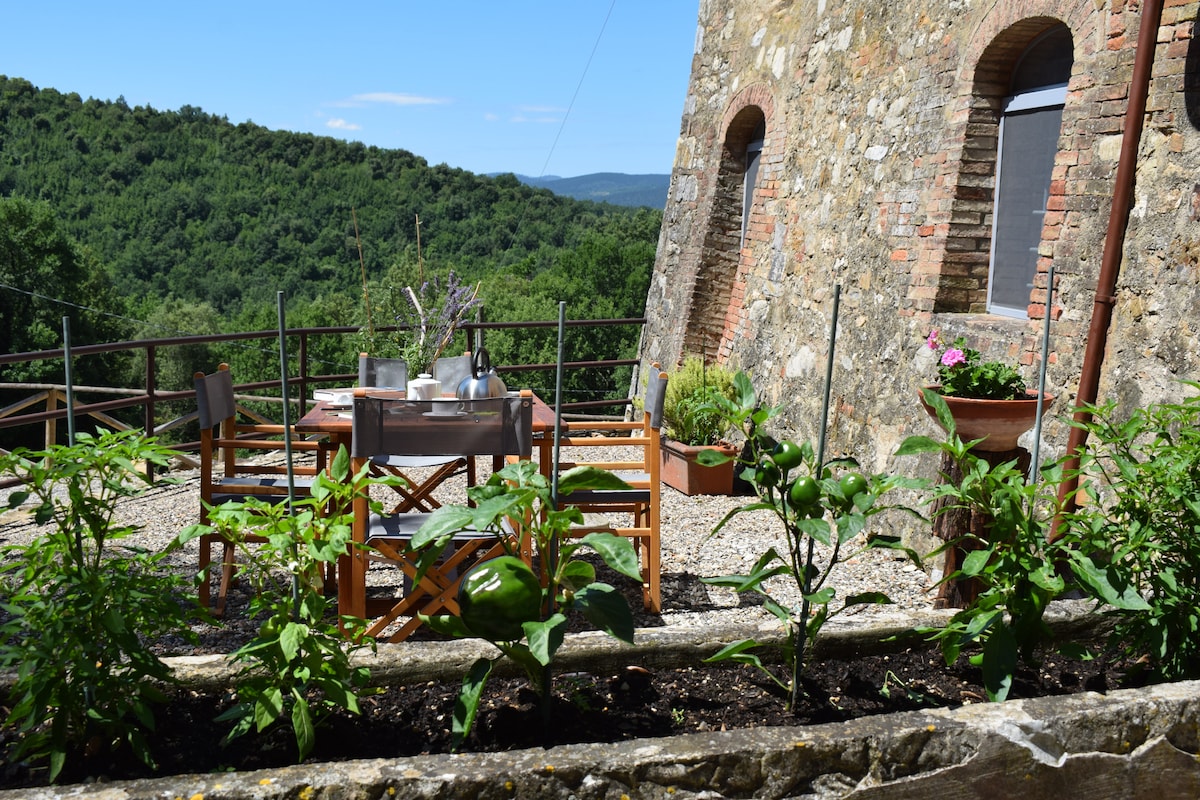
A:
[0, 76, 661, 324]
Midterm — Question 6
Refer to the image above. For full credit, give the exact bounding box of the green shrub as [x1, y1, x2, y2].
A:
[662, 356, 737, 446]
[696, 372, 923, 710]
[417, 460, 641, 749]
[897, 390, 1149, 702]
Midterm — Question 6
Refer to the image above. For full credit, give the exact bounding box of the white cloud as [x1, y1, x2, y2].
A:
[347, 92, 450, 107]
[510, 114, 561, 124]
[326, 118, 362, 131]
[507, 104, 564, 124]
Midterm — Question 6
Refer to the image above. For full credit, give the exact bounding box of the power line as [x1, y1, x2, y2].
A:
[533, 0, 616, 181]
[502, 0, 616, 254]
[1, 279, 146, 328]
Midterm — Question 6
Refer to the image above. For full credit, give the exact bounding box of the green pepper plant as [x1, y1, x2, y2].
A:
[1062, 382, 1200, 682]
[414, 459, 643, 750]
[896, 389, 1149, 701]
[0, 430, 198, 783]
[696, 372, 924, 710]
[178, 445, 380, 761]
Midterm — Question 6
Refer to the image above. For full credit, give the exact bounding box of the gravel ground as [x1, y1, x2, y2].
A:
[0, 446, 936, 655]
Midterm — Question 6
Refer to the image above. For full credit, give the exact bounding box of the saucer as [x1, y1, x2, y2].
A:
[422, 411, 467, 418]
[313, 388, 355, 402]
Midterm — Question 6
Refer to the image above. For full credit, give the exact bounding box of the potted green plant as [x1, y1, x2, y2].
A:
[918, 329, 1054, 452]
[659, 356, 739, 495]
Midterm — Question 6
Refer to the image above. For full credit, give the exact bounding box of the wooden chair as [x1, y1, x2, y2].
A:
[554, 365, 668, 613]
[341, 391, 533, 642]
[195, 364, 328, 616]
[358, 353, 472, 513]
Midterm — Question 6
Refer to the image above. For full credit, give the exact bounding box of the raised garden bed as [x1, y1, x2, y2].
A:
[7, 607, 1194, 799]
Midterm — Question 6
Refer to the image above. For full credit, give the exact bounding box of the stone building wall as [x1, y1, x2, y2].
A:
[641, 0, 1200, 544]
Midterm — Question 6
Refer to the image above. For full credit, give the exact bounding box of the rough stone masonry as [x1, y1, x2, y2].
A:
[640, 0, 1200, 550]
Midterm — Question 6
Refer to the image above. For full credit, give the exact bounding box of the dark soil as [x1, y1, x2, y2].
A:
[0, 643, 1140, 790]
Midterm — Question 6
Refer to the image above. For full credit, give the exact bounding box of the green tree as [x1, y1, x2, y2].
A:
[131, 297, 225, 391]
[0, 196, 130, 383]
[0, 75, 661, 408]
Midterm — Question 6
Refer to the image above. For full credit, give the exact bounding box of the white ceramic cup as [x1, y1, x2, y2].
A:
[430, 401, 464, 416]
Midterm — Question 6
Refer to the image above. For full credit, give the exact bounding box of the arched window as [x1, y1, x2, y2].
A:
[741, 121, 765, 249]
[987, 27, 1073, 317]
[684, 106, 766, 360]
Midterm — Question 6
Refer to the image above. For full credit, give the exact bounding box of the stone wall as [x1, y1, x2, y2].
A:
[641, 0, 1200, 546]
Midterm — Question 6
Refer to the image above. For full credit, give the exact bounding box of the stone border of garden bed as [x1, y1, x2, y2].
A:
[162, 607, 960, 691]
[11, 602, 1195, 800]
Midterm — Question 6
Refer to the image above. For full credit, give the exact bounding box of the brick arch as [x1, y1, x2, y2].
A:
[961, 0, 1096, 68]
[910, 0, 1097, 316]
[683, 85, 780, 363]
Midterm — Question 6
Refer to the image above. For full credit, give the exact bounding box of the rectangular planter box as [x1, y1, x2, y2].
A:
[660, 439, 738, 496]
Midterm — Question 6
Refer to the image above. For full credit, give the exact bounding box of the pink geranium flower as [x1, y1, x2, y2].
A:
[921, 329, 1026, 399]
[940, 348, 966, 368]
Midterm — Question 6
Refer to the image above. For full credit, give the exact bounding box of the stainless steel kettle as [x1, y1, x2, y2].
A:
[456, 347, 508, 399]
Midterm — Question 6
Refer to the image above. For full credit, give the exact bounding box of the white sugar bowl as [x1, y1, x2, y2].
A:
[406, 374, 441, 401]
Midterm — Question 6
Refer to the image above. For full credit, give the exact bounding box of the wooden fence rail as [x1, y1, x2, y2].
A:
[0, 318, 645, 486]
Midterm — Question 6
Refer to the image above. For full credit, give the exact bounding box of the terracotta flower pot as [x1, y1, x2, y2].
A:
[919, 386, 1055, 452]
[660, 439, 738, 495]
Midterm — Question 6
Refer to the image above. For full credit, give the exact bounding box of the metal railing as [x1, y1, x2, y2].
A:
[0, 318, 645, 467]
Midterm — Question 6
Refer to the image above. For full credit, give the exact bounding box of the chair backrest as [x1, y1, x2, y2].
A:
[432, 352, 473, 392]
[358, 354, 408, 389]
[194, 363, 326, 482]
[552, 365, 667, 477]
[643, 365, 668, 430]
[195, 364, 237, 430]
[351, 392, 533, 460]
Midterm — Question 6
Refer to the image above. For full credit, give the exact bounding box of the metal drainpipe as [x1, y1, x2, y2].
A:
[1051, 0, 1164, 540]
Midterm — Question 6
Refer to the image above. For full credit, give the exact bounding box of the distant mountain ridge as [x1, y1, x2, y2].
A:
[501, 172, 670, 209]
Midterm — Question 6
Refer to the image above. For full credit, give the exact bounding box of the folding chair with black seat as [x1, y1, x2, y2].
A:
[195, 363, 328, 616]
[358, 353, 472, 514]
[554, 365, 668, 613]
[341, 390, 533, 642]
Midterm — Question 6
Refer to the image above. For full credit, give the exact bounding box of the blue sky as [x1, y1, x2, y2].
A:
[3, 1, 698, 178]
